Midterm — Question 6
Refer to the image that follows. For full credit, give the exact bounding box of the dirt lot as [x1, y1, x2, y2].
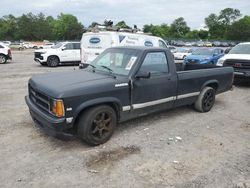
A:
[0, 50, 249, 188]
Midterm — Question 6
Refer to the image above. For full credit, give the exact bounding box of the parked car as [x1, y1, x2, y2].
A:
[0, 43, 12, 64]
[22, 42, 35, 49]
[173, 48, 192, 60]
[184, 48, 224, 65]
[217, 42, 250, 81]
[41, 43, 55, 49]
[79, 31, 168, 67]
[185, 42, 192, 47]
[2, 41, 11, 46]
[212, 41, 221, 47]
[203, 41, 213, 47]
[221, 42, 229, 47]
[168, 46, 177, 53]
[197, 41, 204, 47]
[34, 41, 80, 67]
[25, 46, 234, 146]
[9, 42, 24, 50]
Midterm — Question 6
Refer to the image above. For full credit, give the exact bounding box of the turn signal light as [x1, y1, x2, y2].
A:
[50, 99, 65, 117]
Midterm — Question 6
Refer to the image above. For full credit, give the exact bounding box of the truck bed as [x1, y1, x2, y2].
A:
[174, 63, 233, 107]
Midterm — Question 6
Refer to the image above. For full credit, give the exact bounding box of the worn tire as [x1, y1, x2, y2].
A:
[194, 87, 215, 112]
[0, 54, 7, 64]
[47, 56, 59, 67]
[77, 105, 117, 146]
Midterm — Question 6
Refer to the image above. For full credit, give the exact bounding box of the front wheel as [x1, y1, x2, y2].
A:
[47, 56, 59, 67]
[194, 87, 215, 112]
[0, 55, 7, 64]
[77, 105, 117, 146]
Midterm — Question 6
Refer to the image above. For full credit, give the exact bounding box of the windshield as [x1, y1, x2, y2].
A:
[52, 43, 63, 49]
[192, 49, 213, 55]
[229, 44, 250, 54]
[88, 48, 141, 76]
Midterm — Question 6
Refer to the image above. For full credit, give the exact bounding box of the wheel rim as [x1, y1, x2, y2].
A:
[91, 112, 112, 140]
[49, 57, 58, 66]
[0, 56, 6, 64]
[202, 90, 214, 109]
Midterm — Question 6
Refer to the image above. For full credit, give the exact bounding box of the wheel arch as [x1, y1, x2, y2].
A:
[201, 80, 219, 92]
[72, 97, 122, 130]
[47, 55, 60, 62]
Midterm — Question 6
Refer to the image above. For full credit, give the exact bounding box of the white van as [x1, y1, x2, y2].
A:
[80, 31, 168, 67]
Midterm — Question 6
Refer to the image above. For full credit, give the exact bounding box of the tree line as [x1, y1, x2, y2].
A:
[0, 8, 249, 41]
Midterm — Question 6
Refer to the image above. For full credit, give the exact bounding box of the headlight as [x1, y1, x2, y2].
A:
[49, 99, 65, 117]
[217, 59, 224, 66]
[40, 52, 47, 54]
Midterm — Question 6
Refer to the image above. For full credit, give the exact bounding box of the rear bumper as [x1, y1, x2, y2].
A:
[25, 96, 74, 138]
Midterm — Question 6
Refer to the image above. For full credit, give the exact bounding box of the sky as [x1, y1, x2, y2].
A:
[0, 0, 250, 29]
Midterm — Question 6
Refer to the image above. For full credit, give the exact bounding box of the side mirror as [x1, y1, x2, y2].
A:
[61, 46, 66, 51]
[135, 72, 151, 79]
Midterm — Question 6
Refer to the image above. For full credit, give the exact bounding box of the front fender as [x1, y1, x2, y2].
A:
[73, 97, 123, 123]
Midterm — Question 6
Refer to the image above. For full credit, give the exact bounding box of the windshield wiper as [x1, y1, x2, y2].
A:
[100, 65, 116, 78]
[80, 63, 96, 71]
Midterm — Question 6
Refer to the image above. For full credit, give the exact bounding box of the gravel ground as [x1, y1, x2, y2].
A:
[0, 50, 249, 188]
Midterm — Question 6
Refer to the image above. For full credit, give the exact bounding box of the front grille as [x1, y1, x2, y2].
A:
[29, 85, 50, 112]
[224, 59, 250, 70]
[34, 52, 43, 60]
[187, 59, 200, 64]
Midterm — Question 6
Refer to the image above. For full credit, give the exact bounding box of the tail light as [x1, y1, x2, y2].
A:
[8, 49, 12, 59]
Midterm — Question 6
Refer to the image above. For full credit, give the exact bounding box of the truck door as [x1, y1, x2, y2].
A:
[61, 43, 76, 62]
[132, 51, 176, 113]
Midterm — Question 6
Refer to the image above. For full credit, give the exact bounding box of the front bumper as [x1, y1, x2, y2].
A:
[234, 70, 250, 79]
[34, 57, 46, 63]
[25, 96, 74, 138]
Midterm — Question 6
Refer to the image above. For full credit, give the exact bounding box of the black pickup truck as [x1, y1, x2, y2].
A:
[25, 47, 234, 146]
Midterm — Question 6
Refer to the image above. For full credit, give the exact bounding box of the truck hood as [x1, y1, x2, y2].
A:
[29, 70, 118, 98]
[221, 54, 250, 61]
[35, 48, 59, 53]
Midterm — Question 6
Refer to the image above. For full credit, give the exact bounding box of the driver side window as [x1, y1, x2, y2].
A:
[139, 52, 169, 75]
[64, 43, 74, 50]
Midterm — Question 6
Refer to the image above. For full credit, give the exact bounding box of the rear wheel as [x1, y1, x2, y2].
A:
[194, 87, 215, 112]
[0, 55, 7, 64]
[77, 105, 117, 146]
[47, 56, 59, 67]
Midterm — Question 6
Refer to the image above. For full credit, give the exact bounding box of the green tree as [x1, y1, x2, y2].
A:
[88, 22, 99, 28]
[219, 8, 241, 25]
[53, 13, 84, 40]
[170, 17, 190, 38]
[226, 16, 250, 41]
[0, 15, 18, 40]
[205, 8, 242, 39]
[115, 21, 131, 29]
[143, 24, 170, 38]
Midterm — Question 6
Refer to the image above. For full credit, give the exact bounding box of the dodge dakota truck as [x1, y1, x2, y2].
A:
[25, 46, 234, 146]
